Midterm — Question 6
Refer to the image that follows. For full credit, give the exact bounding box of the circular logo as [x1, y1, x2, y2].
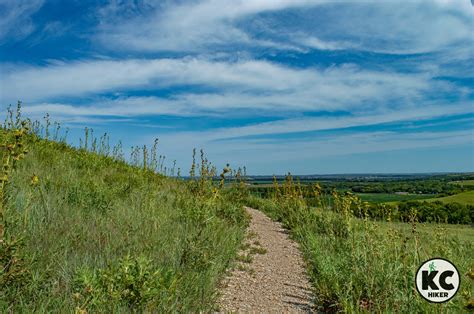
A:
[416, 258, 460, 303]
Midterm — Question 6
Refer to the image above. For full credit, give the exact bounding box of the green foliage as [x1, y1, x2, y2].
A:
[0, 238, 30, 296]
[1, 103, 31, 303]
[73, 255, 177, 311]
[249, 174, 473, 199]
[424, 190, 474, 206]
[362, 200, 473, 224]
[451, 180, 474, 187]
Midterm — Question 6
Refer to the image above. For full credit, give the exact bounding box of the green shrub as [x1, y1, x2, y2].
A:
[73, 255, 177, 311]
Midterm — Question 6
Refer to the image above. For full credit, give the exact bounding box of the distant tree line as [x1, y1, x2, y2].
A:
[365, 201, 473, 225]
[323, 179, 469, 195]
[250, 178, 472, 197]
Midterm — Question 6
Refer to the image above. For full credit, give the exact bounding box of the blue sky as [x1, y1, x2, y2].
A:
[0, 0, 473, 174]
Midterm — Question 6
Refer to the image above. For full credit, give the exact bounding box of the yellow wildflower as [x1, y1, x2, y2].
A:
[30, 174, 39, 186]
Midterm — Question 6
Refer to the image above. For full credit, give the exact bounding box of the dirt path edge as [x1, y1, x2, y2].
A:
[218, 206, 314, 312]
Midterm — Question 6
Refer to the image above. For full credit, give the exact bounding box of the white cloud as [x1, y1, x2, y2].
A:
[94, 0, 473, 54]
[0, 0, 44, 42]
[226, 130, 473, 160]
[295, 36, 351, 51]
[22, 97, 189, 118]
[96, 0, 320, 52]
[1, 57, 449, 114]
[24, 98, 471, 141]
[147, 102, 474, 144]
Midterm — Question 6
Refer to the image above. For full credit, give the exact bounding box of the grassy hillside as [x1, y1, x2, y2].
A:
[1, 125, 248, 312]
[424, 190, 474, 206]
[388, 190, 474, 206]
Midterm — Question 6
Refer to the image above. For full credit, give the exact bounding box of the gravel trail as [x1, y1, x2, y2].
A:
[218, 207, 314, 312]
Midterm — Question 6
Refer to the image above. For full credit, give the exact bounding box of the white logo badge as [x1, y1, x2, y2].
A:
[416, 258, 460, 303]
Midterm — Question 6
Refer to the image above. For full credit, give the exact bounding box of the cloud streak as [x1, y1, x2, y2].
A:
[0, 0, 44, 42]
[95, 0, 473, 54]
[1, 57, 458, 114]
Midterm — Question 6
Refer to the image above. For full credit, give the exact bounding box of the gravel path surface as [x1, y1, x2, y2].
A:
[218, 207, 314, 313]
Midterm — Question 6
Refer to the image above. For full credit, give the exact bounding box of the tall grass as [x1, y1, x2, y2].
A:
[246, 174, 474, 312]
[1, 103, 248, 312]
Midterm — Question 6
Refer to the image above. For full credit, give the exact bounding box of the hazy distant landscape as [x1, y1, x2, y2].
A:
[248, 173, 474, 201]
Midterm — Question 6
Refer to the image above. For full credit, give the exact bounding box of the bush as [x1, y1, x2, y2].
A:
[73, 256, 177, 311]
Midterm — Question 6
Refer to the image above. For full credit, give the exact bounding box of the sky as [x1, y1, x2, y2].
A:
[0, 0, 473, 175]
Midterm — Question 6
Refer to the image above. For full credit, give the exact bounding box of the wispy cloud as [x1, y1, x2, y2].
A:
[94, 0, 473, 55]
[96, 0, 319, 52]
[1, 57, 459, 114]
[142, 103, 473, 144]
[0, 0, 44, 42]
[294, 36, 352, 51]
[294, 1, 472, 54]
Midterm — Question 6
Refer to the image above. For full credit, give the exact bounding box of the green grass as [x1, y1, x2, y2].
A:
[356, 192, 434, 203]
[377, 220, 474, 243]
[248, 182, 274, 187]
[246, 193, 474, 312]
[1, 131, 247, 312]
[423, 190, 474, 206]
[450, 180, 474, 186]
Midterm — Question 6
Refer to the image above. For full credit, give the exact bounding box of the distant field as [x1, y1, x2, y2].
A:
[385, 191, 474, 206]
[248, 183, 274, 188]
[424, 190, 474, 206]
[356, 193, 433, 203]
[449, 179, 474, 186]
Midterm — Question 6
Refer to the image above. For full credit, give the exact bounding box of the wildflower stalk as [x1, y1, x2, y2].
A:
[0, 107, 29, 241]
[190, 148, 196, 179]
[272, 175, 281, 200]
